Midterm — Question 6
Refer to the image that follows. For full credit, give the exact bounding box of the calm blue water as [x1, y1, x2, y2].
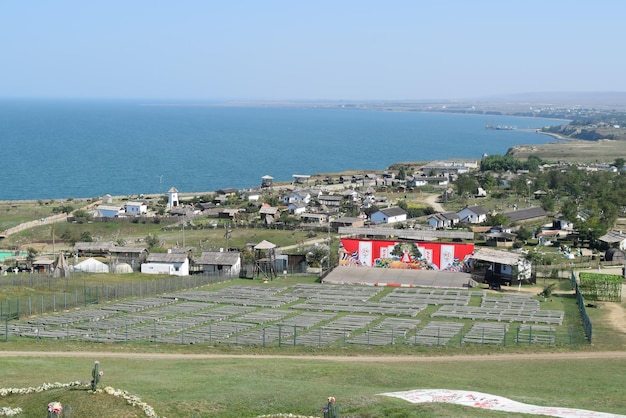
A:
[0, 99, 565, 200]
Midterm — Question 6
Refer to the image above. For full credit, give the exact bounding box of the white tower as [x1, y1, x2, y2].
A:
[167, 187, 179, 209]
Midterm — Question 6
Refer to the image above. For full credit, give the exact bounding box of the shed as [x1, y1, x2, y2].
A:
[196, 251, 241, 277]
[471, 248, 532, 286]
[141, 252, 189, 276]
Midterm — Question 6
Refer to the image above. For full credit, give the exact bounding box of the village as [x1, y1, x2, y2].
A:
[3, 157, 625, 293]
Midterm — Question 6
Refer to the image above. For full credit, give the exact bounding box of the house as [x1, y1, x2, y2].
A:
[283, 189, 312, 204]
[195, 251, 241, 277]
[125, 201, 148, 215]
[406, 174, 449, 187]
[216, 188, 238, 197]
[537, 230, 560, 246]
[109, 246, 148, 268]
[289, 201, 307, 215]
[428, 212, 460, 229]
[246, 190, 261, 202]
[300, 213, 328, 224]
[140, 252, 189, 276]
[370, 207, 408, 224]
[74, 242, 115, 257]
[96, 205, 124, 218]
[318, 194, 343, 207]
[259, 206, 280, 225]
[457, 205, 488, 224]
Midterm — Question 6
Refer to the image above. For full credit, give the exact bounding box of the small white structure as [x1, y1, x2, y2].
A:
[141, 252, 189, 276]
[125, 201, 148, 215]
[71, 257, 110, 273]
[96, 205, 124, 218]
[167, 187, 180, 209]
[370, 207, 408, 224]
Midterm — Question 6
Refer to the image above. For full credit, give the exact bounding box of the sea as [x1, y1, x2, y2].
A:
[0, 99, 566, 201]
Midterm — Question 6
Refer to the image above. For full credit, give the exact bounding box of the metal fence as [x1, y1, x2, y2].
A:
[572, 271, 593, 342]
[0, 271, 234, 320]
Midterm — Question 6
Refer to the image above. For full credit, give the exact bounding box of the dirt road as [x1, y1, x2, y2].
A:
[1, 350, 625, 362]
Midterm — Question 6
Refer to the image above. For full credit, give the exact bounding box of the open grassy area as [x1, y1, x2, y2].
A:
[2, 272, 626, 417]
[2, 352, 626, 417]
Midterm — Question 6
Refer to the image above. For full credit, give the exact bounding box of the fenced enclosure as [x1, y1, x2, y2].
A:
[0, 271, 234, 319]
[3, 283, 588, 347]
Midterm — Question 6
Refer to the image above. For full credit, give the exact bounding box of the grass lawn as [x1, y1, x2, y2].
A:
[2, 353, 626, 417]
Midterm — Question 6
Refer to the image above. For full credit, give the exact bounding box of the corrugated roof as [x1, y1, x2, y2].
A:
[599, 230, 626, 243]
[503, 206, 547, 223]
[146, 253, 188, 263]
[196, 251, 240, 265]
[471, 248, 523, 265]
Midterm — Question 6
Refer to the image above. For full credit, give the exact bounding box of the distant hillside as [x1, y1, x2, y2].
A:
[471, 91, 626, 108]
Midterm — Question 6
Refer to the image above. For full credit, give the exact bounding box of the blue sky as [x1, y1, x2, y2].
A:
[2, 1, 624, 101]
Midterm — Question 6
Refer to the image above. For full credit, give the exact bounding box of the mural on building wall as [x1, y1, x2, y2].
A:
[339, 238, 474, 272]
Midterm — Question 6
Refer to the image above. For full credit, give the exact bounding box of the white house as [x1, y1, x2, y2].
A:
[141, 252, 189, 276]
[457, 205, 488, 224]
[282, 189, 312, 204]
[370, 207, 408, 224]
[289, 201, 307, 215]
[125, 201, 148, 215]
[195, 251, 241, 277]
[428, 212, 460, 229]
[96, 205, 124, 218]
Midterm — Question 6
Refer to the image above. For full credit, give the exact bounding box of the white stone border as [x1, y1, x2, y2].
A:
[380, 389, 626, 418]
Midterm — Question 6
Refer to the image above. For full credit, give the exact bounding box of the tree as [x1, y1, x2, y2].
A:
[479, 173, 497, 191]
[540, 195, 555, 212]
[306, 243, 329, 268]
[145, 234, 160, 249]
[455, 173, 478, 196]
[26, 247, 38, 268]
[397, 166, 407, 180]
[614, 157, 625, 170]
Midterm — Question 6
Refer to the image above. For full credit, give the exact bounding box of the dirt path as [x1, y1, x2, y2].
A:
[1, 350, 625, 362]
[423, 193, 445, 212]
[602, 284, 626, 335]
